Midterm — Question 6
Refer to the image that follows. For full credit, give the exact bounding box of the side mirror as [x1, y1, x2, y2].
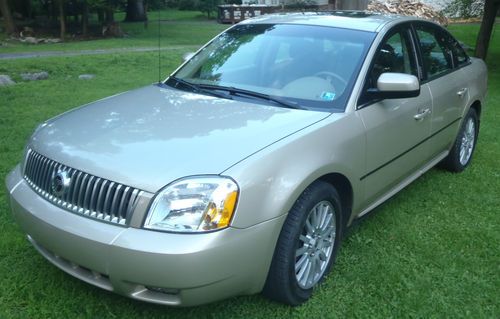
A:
[367, 72, 420, 99]
[182, 52, 195, 62]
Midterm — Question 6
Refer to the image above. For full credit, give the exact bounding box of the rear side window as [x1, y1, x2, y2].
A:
[450, 37, 470, 66]
[415, 25, 454, 79]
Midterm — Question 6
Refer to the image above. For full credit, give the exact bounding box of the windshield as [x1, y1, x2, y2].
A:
[171, 23, 375, 111]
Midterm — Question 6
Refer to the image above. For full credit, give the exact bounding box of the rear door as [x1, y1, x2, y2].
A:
[357, 24, 432, 205]
[412, 22, 469, 158]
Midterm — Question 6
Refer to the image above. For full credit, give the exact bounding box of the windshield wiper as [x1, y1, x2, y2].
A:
[167, 77, 232, 100]
[198, 84, 304, 110]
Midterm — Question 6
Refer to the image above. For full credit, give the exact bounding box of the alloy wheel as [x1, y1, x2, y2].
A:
[295, 201, 336, 289]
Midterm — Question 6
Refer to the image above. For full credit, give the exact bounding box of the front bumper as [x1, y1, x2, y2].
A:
[6, 165, 285, 306]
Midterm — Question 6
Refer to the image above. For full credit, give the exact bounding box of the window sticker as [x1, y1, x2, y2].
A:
[320, 91, 336, 101]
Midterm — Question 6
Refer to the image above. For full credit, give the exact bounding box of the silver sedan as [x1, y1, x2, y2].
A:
[6, 12, 487, 306]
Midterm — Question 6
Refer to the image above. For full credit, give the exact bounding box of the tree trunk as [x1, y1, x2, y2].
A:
[105, 7, 114, 23]
[124, 0, 147, 22]
[10, 0, 29, 19]
[98, 8, 104, 23]
[82, 0, 89, 36]
[57, 0, 66, 39]
[12, 0, 32, 19]
[0, 0, 16, 34]
[327, 0, 336, 10]
[26, 0, 32, 19]
[49, 0, 57, 26]
[475, 0, 500, 60]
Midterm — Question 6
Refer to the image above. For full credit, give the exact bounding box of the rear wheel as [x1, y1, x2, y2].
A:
[440, 108, 479, 172]
[263, 181, 343, 305]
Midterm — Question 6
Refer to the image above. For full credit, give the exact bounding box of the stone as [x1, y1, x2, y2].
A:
[78, 74, 95, 80]
[21, 37, 39, 44]
[21, 71, 49, 81]
[20, 27, 35, 38]
[44, 38, 62, 44]
[0, 75, 15, 86]
[102, 22, 124, 37]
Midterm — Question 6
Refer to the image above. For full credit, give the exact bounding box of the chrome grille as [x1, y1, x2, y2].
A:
[23, 149, 143, 225]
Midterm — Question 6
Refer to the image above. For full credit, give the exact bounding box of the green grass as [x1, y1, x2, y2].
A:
[0, 10, 227, 53]
[0, 21, 499, 318]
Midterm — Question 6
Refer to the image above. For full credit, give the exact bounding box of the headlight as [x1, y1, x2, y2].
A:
[144, 176, 239, 233]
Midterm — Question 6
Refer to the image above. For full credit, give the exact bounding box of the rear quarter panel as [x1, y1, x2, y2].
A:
[460, 58, 488, 118]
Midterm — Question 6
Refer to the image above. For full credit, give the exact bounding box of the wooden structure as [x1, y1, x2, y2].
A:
[217, 5, 279, 24]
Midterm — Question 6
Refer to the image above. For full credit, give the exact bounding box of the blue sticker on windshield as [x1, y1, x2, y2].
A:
[320, 91, 336, 101]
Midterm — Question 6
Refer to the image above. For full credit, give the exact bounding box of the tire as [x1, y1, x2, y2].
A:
[440, 108, 479, 172]
[263, 181, 343, 306]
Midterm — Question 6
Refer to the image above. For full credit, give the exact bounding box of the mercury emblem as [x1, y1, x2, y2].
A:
[51, 170, 71, 197]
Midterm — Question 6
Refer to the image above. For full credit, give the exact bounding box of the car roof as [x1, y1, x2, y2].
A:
[240, 11, 423, 33]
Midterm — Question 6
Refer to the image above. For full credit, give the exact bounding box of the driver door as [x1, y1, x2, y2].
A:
[357, 25, 432, 206]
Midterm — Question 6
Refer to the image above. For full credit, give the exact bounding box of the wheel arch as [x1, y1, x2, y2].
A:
[470, 100, 482, 120]
[318, 173, 354, 229]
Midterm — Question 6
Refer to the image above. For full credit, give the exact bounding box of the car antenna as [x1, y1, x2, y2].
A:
[158, 9, 161, 84]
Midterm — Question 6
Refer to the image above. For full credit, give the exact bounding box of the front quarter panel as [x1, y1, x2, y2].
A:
[224, 112, 366, 229]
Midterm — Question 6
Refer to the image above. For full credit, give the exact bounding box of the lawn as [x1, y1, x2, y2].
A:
[0, 17, 499, 318]
[0, 10, 227, 53]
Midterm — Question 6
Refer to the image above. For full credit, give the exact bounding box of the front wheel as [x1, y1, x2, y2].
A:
[263, 181, 343, 305]
[440, 108, 479, 172]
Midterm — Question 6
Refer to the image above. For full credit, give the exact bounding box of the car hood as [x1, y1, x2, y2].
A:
[30, 85, 330, 193]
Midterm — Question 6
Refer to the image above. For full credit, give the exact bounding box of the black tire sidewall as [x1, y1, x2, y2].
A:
[265, 181, 343, 305]
[449, 108, 479, 172]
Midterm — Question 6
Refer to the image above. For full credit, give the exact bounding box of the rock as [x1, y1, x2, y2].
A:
[102, 22, 124, 38]
[18, 36, 62, 44]
[0, 75, 15, 86]
[78, 74, 95, 80]
[21, 71, 49, 81]
[20, 27, 35, 38]
[20, 37, 40, 44]
[44, 38, 62, 44]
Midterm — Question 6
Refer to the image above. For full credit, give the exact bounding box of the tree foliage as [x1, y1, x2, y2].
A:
[443, 0, 484, 18]
[0, 0, 146, 38]
[177, 0, 220, 18]
[124, 0, 147, 22]
[196, 0, 220, 18]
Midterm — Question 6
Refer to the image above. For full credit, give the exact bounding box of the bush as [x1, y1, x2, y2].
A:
[443, 0, 484, 18]
[284, 0, 317, 10]
[178, 0, 198, 10]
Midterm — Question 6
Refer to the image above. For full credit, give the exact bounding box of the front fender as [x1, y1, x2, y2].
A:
[224, 112, 366, 229]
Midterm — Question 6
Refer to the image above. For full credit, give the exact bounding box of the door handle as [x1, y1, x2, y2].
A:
[457, 88, 468, 98]
[414, 108, 431, 121]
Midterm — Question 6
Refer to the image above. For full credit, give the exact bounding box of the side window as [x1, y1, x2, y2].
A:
[415, 25, 453, 79]
[358, 28, 417, 106]
[367, 29, 417, 89]
[449, 36, 469, 66]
